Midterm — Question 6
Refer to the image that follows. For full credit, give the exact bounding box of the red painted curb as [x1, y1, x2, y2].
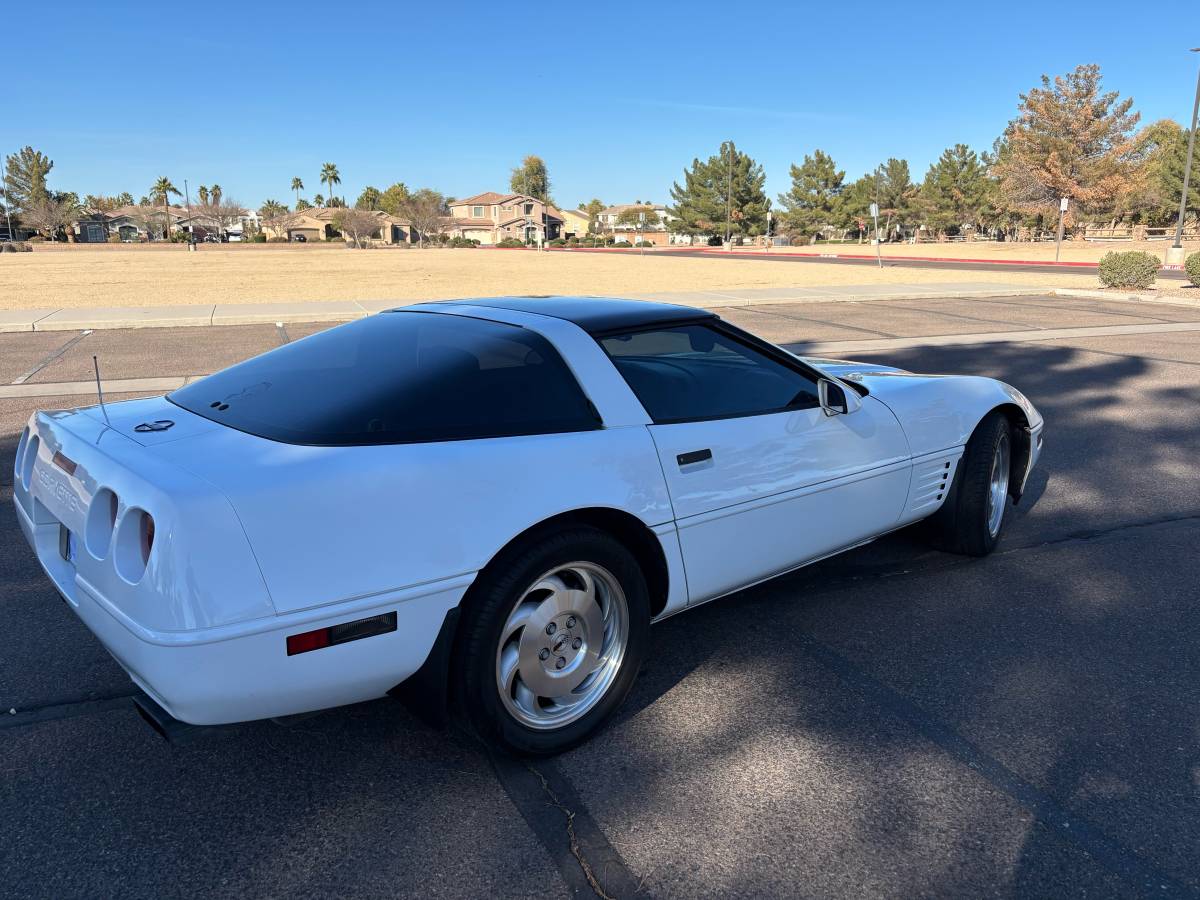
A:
[699, 248, 1102, 268]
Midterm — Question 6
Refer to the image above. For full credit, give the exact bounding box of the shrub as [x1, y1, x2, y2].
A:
[248, 233, 267, 243]
[548, 238, 567, 247]
[26, 235, 45, 242]
[496, 237, 524, 248]
[1098, 251, 1159, 289]
[612, 240, 632, 248]
[635, 240, 654, 248]
[107, 234, 122, 243]
[565, 236, 578, 246]
[448, 236, 479, 248]
[1186, 251, 1200, 287]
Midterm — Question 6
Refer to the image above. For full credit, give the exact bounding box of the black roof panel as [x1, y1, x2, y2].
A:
[409, 296, 716, 333]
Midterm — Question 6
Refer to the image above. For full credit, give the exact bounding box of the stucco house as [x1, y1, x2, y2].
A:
[595, 203, 677, 246]
[263, 207, 415, 244]
[445, 192, 562, 244]
[558, 208, 591, 239]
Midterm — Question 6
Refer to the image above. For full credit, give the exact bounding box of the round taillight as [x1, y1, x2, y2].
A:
[141, 513, 155, 564]
[85, 488, 120, 558]
[114, 507, 154, 584]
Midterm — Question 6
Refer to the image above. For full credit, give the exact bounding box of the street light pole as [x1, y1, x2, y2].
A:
[1167, 48, 1200, 266]
[725, 140, 733, 251]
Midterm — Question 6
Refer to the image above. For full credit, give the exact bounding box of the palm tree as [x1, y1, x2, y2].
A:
[260, 199, 286, 219]
[291, 177, 303, 206]
[320, 163, 340, 207]
[313, 193, 324, 207]
[210, 184, 222, 206]
[198, 185, 209, 206]
[149, 176, 181, 240]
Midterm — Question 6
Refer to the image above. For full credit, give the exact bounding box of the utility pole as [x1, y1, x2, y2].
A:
[184, 179, 195, 250]
[725, 140, 733, 250]
[1167, 48, 1200, 267]
[872, 165, 883, 268]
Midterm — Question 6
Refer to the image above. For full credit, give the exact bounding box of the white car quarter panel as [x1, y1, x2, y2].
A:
[155, 423, 674, 615]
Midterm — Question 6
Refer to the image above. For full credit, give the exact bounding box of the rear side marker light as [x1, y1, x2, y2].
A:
[287, 612, 397, 656]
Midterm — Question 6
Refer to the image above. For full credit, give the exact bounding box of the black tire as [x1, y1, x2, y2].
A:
[453, 526, 650, 756]
[928, 411, 1013, 557]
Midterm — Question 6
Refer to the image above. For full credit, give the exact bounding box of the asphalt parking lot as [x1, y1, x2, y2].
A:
[3, 292, 1200, 898]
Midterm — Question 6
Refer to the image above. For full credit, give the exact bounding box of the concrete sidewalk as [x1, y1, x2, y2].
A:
[0, 281, 1048, 333]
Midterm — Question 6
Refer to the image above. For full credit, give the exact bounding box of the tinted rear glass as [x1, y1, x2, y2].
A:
[169, 312, 599, 445]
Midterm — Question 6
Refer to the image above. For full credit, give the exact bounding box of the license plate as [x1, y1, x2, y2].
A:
[59, 526, 77, 563]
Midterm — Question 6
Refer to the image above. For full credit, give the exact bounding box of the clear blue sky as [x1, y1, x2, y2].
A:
[3, 0, 1197, 211]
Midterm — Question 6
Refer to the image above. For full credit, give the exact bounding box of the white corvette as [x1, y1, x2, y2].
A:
[15, 296, 1042, 754]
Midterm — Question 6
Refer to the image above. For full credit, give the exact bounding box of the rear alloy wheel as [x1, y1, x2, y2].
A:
[456, 528, 649, 755]
[929, 411, 1014, 557]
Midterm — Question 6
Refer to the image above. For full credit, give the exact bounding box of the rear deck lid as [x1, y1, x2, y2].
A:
[78, 396, 221, 446]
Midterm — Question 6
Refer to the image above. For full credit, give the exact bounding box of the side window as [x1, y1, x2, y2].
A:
[599, 324, 820, 422]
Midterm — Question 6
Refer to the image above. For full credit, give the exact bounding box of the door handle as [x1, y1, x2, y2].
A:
[677, 449, 712, 467]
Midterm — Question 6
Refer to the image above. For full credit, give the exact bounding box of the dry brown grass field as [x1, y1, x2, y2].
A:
[0, 246, 1110, 310]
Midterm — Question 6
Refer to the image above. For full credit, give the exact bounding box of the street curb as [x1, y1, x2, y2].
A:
[1049, 288, 1200, 309]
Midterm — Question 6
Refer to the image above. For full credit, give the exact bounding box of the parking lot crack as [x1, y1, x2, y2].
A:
[489, 752, 643, 898]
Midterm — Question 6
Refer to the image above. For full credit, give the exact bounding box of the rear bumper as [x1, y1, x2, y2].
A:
[16, 497, 470, 725]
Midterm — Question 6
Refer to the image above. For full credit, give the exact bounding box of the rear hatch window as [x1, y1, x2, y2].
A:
[169, 312, 599, 445]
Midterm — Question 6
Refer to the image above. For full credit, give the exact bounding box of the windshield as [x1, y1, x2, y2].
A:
[169, 311, 599, 446]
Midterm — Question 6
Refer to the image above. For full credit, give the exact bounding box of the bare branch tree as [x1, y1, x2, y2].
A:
[332, 208, 382, 248]
[22, 194, 80, 240]
[262, 208, 303, 240]
[191, 197, 248, 240]
[400, 189, 448, 248]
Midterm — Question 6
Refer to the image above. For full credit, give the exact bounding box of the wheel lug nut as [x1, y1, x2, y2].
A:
[545, 623, 556, 636]
[538, 648, 550, 661]
[566, 616, 577, 628]
[572, 638, 582, 650]
[555, 656, 567, 669]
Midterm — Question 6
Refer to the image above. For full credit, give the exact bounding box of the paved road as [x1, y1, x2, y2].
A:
[3, 293, 1200, 898]
[663, 247, 1191, 280]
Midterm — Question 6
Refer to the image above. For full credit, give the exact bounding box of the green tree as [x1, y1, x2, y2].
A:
[379, 183, 411, 217]
[291, 177, 304, 206]
[259, 199, 288, 219]
[313, 193, 324, 207]
[669, 141, 768, 240]
[149, 176, 181, 240]
[197, 185, 210, 206]
[835, 175, 876, 241]
[777, 149, 845, 242]
[862, 159, 919, 238]
[578, 198, 605, 232]
[1131, 120, 1199, 226]
[319, 163, 340, 206]
[210, 184, 223, 205]
[296, 198, 313, 211]
[993, 63, 1140, 221]
[355, 186, 382, 210]
[4, 146, 54, 209]
[919, 144, 992, 235]
[114, 192, 133, 207]
[510, 155, 551, 202]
